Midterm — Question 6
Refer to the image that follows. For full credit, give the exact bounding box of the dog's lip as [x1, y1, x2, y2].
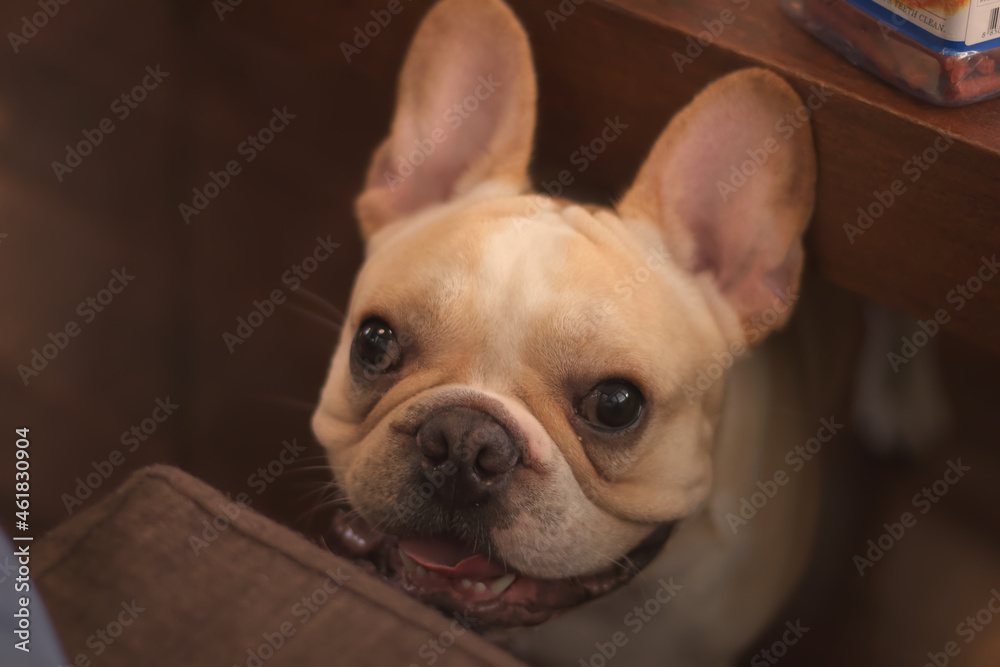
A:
[325, 508, 675, 628]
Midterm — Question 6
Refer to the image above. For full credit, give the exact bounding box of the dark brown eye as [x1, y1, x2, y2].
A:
[352, 318, 401, 375]
[579, 380, 644, 430]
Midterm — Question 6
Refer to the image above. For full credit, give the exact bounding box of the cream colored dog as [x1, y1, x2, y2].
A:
[312, 0, 834, 663]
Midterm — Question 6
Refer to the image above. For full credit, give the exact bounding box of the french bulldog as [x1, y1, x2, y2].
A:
[312, 0, 842, 663]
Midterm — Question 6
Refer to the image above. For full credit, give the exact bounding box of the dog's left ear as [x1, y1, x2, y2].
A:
[355, 0, 537, 239]
[618, 69, 816, 342]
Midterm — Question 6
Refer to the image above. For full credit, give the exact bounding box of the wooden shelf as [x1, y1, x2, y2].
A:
[506, 0, 1000, 353]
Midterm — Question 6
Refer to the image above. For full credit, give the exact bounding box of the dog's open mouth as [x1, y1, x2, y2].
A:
[325, 508, 675, 628]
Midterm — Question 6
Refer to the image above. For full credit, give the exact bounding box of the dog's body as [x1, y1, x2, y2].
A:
[311, 0, 849, 663]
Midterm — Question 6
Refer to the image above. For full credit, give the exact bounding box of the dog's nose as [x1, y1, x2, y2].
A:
[415, 407, 519, 503]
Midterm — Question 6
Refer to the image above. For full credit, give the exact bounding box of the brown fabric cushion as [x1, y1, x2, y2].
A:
[35, 465, 525, 667]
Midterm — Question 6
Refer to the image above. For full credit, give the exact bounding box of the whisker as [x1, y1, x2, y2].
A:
[288, 303, 343, 333]
[297, 487, 336, 504]
[370, 515, 395, 535]
[296, 491, 350, 524]
[300, 496, 339, 514]
[293, 287, 347, 321]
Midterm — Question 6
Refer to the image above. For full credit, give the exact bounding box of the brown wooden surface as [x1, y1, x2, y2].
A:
[501, 0, 1000, 355]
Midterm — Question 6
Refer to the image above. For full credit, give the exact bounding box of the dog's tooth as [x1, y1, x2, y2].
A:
[489, 574, 516, 595]
[398, 550, 418, 572]
[415, 565, 426, 577]
[473, 581, 487, 593]
[461, 579, 472, 588]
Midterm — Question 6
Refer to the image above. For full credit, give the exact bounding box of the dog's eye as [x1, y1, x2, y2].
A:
[352, 317, 401, 375]
[579, 380, 644, 430]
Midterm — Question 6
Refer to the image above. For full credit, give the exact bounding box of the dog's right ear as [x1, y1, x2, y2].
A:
[618, 69, 817, 343]
[355, 0, 537, 239]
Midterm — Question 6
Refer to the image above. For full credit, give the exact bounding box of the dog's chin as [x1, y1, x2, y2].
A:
[324, 506, 675, 629]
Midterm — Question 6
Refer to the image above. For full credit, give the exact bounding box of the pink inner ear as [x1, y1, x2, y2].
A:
[619, 69, 814, 332]
[369, 16, 526, 221]
[670, 116, 778, 296]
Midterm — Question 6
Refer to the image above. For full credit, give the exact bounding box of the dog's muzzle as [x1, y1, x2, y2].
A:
[322, 399, 676, 628]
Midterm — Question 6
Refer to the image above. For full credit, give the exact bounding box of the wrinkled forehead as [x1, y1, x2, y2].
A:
[348, 195, 719, 393]
[353, 197, 647, 326]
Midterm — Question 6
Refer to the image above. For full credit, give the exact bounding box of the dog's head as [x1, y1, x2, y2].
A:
[312, 0, 815, 627]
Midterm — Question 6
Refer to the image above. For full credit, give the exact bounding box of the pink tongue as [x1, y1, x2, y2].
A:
[399, 537, 507, 578]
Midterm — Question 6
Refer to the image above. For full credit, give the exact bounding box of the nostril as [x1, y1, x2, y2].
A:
[415, 425, 449, 464]
[475, 444, 518, 477]
[473, 458, 519, 482]
[424, 449, 448, 465]
[414, 406, 521, 503]
[471, 426, 519, 477]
